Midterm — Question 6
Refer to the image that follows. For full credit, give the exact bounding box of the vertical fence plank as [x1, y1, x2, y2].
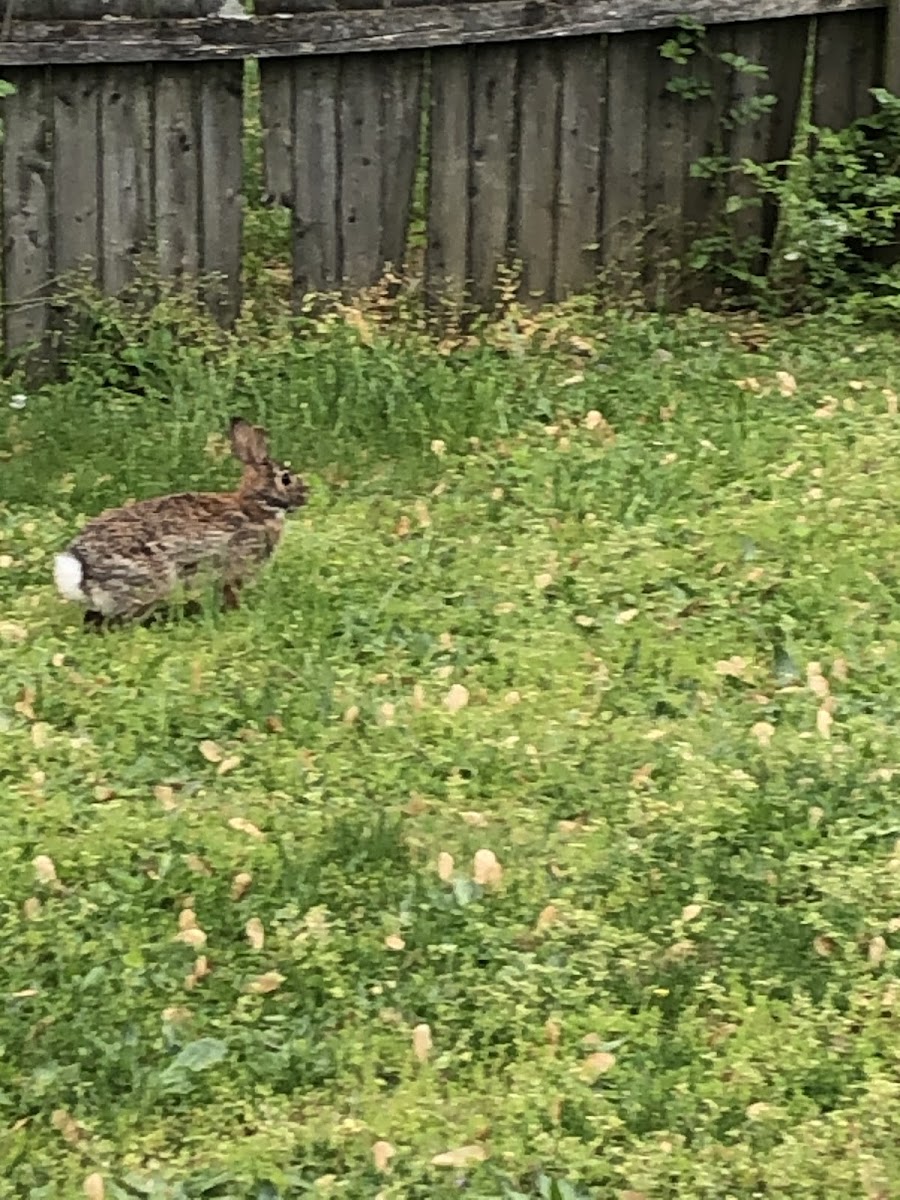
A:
[100, 64, 153, 295]
[154, 66, 200, 281]
[340, 55, 387, 290]
[644, 35, 687, 303]
[292, 58, 341, 295]
[199, 60, 244, 325]
[555, 36, 606, 301]
[680, 25, 734, 303]
[814, 8, 885, 130]
[259, 60, 294, 206]
[52, 65, 101, 286]
[727, 18, 808, 254]
[469, 43, 517, 308]
[379, 50, 424, 273]
[602, 32, 652, 289]
[3, 68, 53, 357]
[427, 46, 471, 304]
[516, 41, 563, 303]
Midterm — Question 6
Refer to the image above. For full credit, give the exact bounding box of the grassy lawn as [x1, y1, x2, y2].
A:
[2, 301, 900, 1198]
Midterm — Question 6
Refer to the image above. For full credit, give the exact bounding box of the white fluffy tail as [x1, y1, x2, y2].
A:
[54, 552, 86, 603]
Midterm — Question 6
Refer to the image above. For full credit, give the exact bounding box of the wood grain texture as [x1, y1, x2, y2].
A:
[27, 1, 222, 15]
[469, 42, 517, 307]
[339, 54, 386, 289]
[727, 18, 808, 252]
[813, 8, 884, 129]
[2, 68, 53, 355]
[426, 45, 471, 303]
[555, 35, 606, 299]
[259, 59, 294, 206]
[154, 66, 201, 280]
[291, 57, 341, 294]
[100, 64, 153, 294]
[681, 23, 733, 302]
[51, 64, 101, 281]
[199, 60, 243, 324]
[602, 32, 652, 288]
[516, 40, 563, 302]
[643, 32, 687, 302]
[0, 1, 886, 66]
[379, 50, 424, 271]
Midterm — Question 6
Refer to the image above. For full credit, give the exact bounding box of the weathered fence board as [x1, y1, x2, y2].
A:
[813, 7, 885, 128]
[52, 65, 101, 282]
[602, 33, 652, 285]
[517, 42, 564, 301]
[100, 65, 153, 295]
[290, 59, 341, 295]
[426, 46, 470, 303]
[199, 61, 244, 324]
[2, 70, 53, 354]
[154, 67, 202, 281]
[469, 44, 518, 307]
[555, 37, 606, 299]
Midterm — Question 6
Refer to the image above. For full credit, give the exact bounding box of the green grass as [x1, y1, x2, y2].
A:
[3, 299, 900, 1198]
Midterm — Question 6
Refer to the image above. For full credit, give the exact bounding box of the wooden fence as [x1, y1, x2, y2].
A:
[0, 0, 896, 357]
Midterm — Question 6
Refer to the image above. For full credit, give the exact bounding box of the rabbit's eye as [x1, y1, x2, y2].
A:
[281, 472, 292, 486]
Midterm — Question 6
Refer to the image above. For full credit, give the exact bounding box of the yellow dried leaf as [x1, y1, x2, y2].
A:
[50, 1109, 82, 1144]
[245, 917, 265, 951]
[384, 933, 405, 951]
[581, 1051, 616, 1080]
[431, 1144, 487, 1168]
[175, 927, 207, 949]
[228, 817, 265, 839]
[545, 1017, 561, 1045]
[832, 656, 848, 681]
[583, 409, 605, 430]
[681, 903, 702, 923]
[379, 701, 396, 726]
[83, 1172, 105, 1200]
[395, 514, 411, 538]
[816, 706, 833, 739]
[814, 935, 836, 957]
[372, 1140, 395, 1173]
[631, 763, 653, 789]
[715, 655, 747, 678]
[178, 908, 198, 931]
[23, 897, 41, 919]
[415, 500, 431, 529]
[217, 754, 241, 776]
[443, 684, 470, 714]
[412, 1022, 432, 1062]
[154, 784, 177, 810]
[472, 848, 502, 887]
[437, 852, 455, 882]
[198, 739, 223, 763]
[343, 704, 360, 724]
[33, 855, 57, 885]
[231, 872, 252, 900]
[751, 721, 775, 747]
[534, 572, 554, 590]
[430, 438, 446, 458]
[246, 971, 285, 994]
[574, 614, 595, 627]
[31, 723, 50, 749]
[868, 935, 887, 967]
[460, 810, 488, 827]
[616, 607, 639, 625]
[162, 1006, 191, 1024]
[775, 370, 797, 397]
[0, 620, 28, 644]
[535, 904, 559, 933]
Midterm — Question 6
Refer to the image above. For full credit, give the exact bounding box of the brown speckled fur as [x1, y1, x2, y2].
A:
[58, 417, 308, 624]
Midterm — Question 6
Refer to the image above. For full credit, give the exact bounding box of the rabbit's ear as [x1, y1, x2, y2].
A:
[229, 417, 270, 465]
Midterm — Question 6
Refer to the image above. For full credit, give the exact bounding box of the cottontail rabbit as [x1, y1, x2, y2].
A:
[53, 416, 308, 626]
